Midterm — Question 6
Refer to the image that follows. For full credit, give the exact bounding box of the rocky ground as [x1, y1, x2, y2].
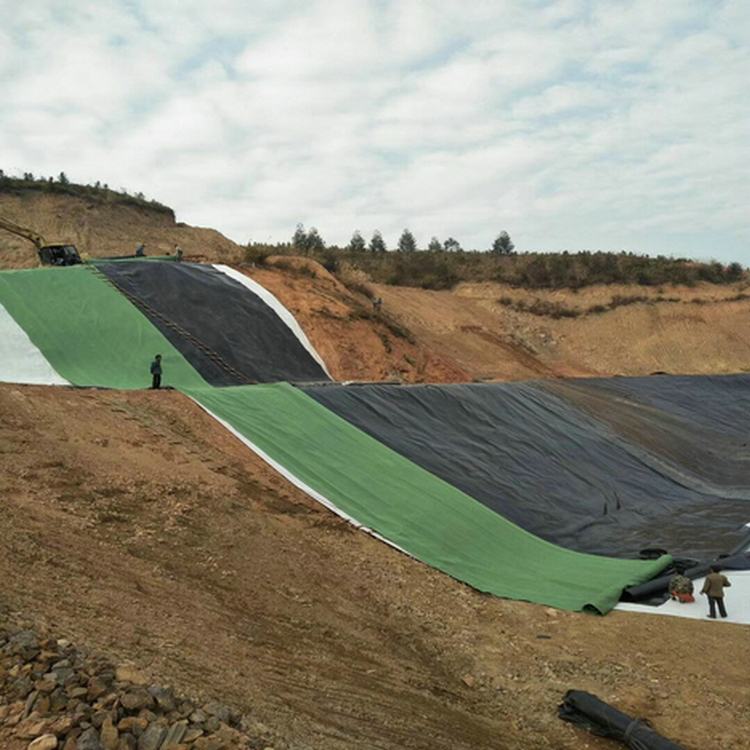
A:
[1, 626, 263, 749]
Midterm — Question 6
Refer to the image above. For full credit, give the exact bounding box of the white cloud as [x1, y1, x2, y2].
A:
[0, 0, 747, 264]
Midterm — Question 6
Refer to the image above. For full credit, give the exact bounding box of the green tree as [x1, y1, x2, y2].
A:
[727, 262, 744, 281]
[491, 231, 515, 255]
[443, 236, 462, 252]
[347, 230, 366, 253]
[427, 236, 442, 252]
[369, 230, 387, 253]
[398, 228, 417, 252]
[58, 172, 69, 185]
[292, 223, 308, 253]
[306, 227, 325, 253]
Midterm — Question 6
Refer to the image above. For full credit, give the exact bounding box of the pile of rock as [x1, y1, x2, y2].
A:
[1, 627, 272, 750]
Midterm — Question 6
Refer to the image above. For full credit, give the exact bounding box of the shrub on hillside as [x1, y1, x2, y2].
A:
[244, 243, 272, 265]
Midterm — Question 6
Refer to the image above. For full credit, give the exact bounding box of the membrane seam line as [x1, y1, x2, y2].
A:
[87, 264, 256, 384]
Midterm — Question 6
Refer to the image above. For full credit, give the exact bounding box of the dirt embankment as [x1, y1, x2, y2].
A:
[1, 384, 748, 750]
[0, 192, 468, 384]
[241, 257, 470, 384]
[371, 280, 750, 381]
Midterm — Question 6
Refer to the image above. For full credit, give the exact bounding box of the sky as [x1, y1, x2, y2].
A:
[1, 1, 748, 264]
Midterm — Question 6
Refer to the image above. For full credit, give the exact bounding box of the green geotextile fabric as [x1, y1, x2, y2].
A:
[185, 382, 671, 614]
[0, 266, 206, 390]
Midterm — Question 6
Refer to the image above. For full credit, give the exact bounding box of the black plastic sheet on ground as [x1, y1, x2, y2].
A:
[302, 377, 750, 560]
[559, 690, 686, 749]
[97, 262, 330, 386]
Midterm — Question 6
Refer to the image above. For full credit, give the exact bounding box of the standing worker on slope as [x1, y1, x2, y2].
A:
[150, 354, 163, 390]
[701, 565, 731, 619]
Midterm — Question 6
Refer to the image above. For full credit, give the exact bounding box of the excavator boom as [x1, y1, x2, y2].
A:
[0, 216, 46, 249]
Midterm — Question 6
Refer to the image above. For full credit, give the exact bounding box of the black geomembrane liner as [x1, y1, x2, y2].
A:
[98, 262, 330, 386]
[302, 377, 750, 560]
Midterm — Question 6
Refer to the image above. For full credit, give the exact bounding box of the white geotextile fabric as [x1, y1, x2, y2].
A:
[213, 264, 332, 379]
[0, 304, 70, 385]
[615, 570, 750, 625]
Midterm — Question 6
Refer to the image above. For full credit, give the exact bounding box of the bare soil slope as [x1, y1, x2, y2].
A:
[239, 257, 470, 384]
[371, 281, 750, 381]
[2, 384, 748, 750]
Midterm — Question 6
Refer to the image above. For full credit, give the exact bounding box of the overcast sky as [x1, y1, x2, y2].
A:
[1, 1, 748, 264]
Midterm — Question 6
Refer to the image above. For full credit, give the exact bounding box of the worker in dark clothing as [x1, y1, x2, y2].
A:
[700, 565, 731, 618]
[150, 354, 163, 389]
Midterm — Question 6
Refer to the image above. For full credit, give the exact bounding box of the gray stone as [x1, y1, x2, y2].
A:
[121, 689, 154, 712]
[72, 702, 93, 724]
[50, 687, 68, 712]
[148, 686, 176, 713]
[183, 727, 204, 743]
[201, 702, 230, 723]
[14, 677, 34, 699]
[76, 727, 105, 750]
[204, 716, 220, 733]
[189, 710, 207, 725]
[136, 724, 167, 750]
[9, 629, 40, 658]
[49, 668, 75, 684]
[24, 689, 40, 718]
[92, 710, 113, 729]
[162, 720, 187, 745]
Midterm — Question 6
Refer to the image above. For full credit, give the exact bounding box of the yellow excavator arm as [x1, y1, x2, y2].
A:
[0, 216, 46, 249]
